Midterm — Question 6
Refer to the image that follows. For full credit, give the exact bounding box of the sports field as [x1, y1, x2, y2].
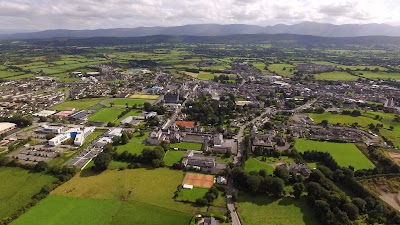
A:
[88, 108, 125, 123]
[236, 195, 320, 225]
[129, 94, 159, 100]
[164, 150, 185, 166]
[102, 98, 148, 107]
[182, 173, 214, 188]
[0, 167, 57, 220]
[50, 98, 105, 110]
[170, 142, 203, 150]
[294, 139, 375, 170]
[177, 187, 208, 203]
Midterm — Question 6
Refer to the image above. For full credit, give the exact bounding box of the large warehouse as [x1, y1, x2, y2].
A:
[0, 122, 17, 135]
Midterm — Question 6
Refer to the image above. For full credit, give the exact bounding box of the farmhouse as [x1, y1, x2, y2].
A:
[0, 122, 17, 135]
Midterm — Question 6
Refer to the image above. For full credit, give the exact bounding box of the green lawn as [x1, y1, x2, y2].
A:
[294, 139, 375, 170]
[114, 110, 142, 124]
[116, 132, 152, 155]
[177, 187, 208, 203]
[244, 157, 274, 174]
[11, 195, 192, 225]
[50, 98, 105, 110]
[88, 108, 125, 123]
[164, 151, 185, 166]
[170, 142, 203, 150]
[314, 71, 358, 81]
[0, 167, 57, 220]
[237, 195, 320, 225]
[102, 98, 148, 107]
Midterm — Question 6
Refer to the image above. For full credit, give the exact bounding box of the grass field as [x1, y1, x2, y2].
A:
[314, 71, 358, 81]
[51, 168, 200, 214]
[88, 108, 125, 123]
[114, 110, 142, 124]
[267, 63, 297, 77]
[116, 132, 151, 154]
[236, 195, 320, 225]
[170, 142, 203, 150]
[164, 150, 185, 166]
[0, 167, 57, 220]
[50, 98, 105, 110]
[294, 139, 375, 170]
[177, 187, 208, 203]
[129, 94, 159, 100]
[244, 157, 274, 174]
[102, 98, 148, 107]
[308, 112, 377, 127]
[357, 71, 400, 80]
[185, 71, 235, 81]
[11, 195, 192, 225]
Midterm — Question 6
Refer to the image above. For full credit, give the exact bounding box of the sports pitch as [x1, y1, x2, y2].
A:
[182, 173, 214, 188]
[129, 94, 159, 100]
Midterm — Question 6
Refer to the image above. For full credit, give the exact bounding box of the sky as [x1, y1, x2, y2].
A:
[0, 0, 400, 30]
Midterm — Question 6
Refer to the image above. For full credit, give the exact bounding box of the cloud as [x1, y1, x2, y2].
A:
[0, 0, 398, 29]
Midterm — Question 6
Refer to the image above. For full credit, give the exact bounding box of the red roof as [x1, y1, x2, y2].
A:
[175, 120, 196, 127]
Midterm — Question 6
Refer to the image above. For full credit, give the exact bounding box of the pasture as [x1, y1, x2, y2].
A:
[170, 142, 203, 150]
[357, 71, 400, 80]
[267, 63, 297, 77]
[177, 187, 209, 203]
[88, 108, 125, 123]
[50, 98, 105, 110]
[294, 139, 375, 170]
[0, 167, 57, 220]
[236, 195, 320, 225]
[164, 150, 185, 166]
[129, 94, 159, 100]
[308, 112, 377, 127]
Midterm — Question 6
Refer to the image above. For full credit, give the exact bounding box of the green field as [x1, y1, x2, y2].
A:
[357, 71, 400, 80]
[114, 110, 142, 124]
[177, 187, 208, 203]
[11, 195, 192, 225]
[102, 98, 148, 107]
[50, 98, 105, 110]
[88, 108, 125, 123]
[314, 71, 358, 81]
[170, 142, 203, 150]
[116, 132, 152, 154]
[244, 157, 274, 174]
[294, 139, 375, 170]
[308, 112, 377, 127]
[237, 195, 320, 225]
[164, 150, 185, 166]
[129, 94, 159, 100]
[0, 167, 57, 220]
[51, 168, 201, 214]
[267, 63, 297, 77]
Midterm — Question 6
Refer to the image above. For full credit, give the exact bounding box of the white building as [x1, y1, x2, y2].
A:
[74, 127, 95, 146]
[40, 125, 63, 134]
[96, 137, 113, 147]
[49, 133, 71, 146]
[32, 110, 57, 117]
[107, 128, 123, 137]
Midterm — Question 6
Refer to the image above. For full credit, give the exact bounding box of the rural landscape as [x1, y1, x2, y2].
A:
[2, 1, 400, 224]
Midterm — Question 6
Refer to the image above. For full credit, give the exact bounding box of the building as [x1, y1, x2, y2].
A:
[96, 137, 113, 147]
[74, 127, 95, 146]
[49, 133, 71, 146]
[0, 122, 17, 135]
[279, 162, 312, 177]
[182, 150, 216, 169]
[146, 130, 167, 145]
[39, 125, 63, 134]
[32, 110, 57, 117]
[106, 128, 123, 137]
[163, 91, 180, 104]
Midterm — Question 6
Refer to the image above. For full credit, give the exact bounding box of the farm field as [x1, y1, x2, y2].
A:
[308, 112, 378, 127]
[294, 139, 375, 170]
[170, 142, 203, 150]
[116, 132, 151, 154]
[357, 71, 400, 80]
[129, 94, 159, 100]
[185, 71, 234, 80]
[0, 167, 57, 220]
[314, 71, 358, 81]
[177, 187, 208, 203]
[51, 168, 201, 213]
[236, 195, 320, 225]
[88, 108, 125, 123]
[267, 63, 297, 77]
[244, 157, 274, 174]
[102, 98, 148, 107]
[50, 98, 106, 110]
[164, 150, 185, 166]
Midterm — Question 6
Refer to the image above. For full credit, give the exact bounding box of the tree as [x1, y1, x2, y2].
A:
[93, 152, 112, 171]
[343, 203, 359, 221]
[110, 102, 115, 107]
[293, 183, 305, 199]
[121, 132, 129, 145]
[34, 161, 48, 172]
[45, 133, 56, 140]
[270, 177, 285, 197]
[352, 198, 366, 213]
[321, 120, 329, 128]
[273, 167, 290, 184]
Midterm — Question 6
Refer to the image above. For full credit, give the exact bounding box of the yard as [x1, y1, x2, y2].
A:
[236, 195, 320, 225]
[294, 139, 375, 170]
[88, 108, 125, 123]
[170, 142, 203, 150]
[0, 167, 57, 220]
[244, 157, 274, 174]
[50, 98, 105, 110]
[116, 132, 152, 155]
[164, 150, 185, 166]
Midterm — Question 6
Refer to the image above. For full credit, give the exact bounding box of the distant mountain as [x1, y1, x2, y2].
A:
[3, 22, 400, 39]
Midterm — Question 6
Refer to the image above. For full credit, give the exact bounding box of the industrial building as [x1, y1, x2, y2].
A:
[0, 122, 17, 135]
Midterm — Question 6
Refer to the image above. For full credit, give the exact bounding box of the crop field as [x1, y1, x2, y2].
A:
[129, 94, 159, 100]
[294, 139, 375, 170]
[11, 195, 192, 225]
[314, 71, 358, 81]
[244, 157, 274, 174]
[50, 98, 105, 110]
[170, 142, 203, 150]
[0, 167, 57, 220]
[237, 195, 320, 225]
[116, 132, 151, 154]
[102, 98, 148, 107]
[176, 187, 208, 203]
[164, 150, 185, 166]
[51, 168, 200, 214]
[267, 63, 297, 77]
[88, 108, 125, 123]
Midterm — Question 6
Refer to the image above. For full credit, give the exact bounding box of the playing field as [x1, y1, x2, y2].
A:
[294, 139, 375, 170]
[182, 173, 214, 188]
[50, 98, 105, 110]
[129, 94, 159, 100]
[177, 187, 208, 203]
[236, 195, 320, 225]
[244, 157, 274, 174]
[88, 108, 125, 123]
[170, 142, 203, 150]
[0, 167, 57, 220]
[102, 98, 148, 107]
[11, 195, 192, 225]
[164, 150, 185, 166]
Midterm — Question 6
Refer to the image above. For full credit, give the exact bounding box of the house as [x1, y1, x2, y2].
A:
[206, 133, 232, 153]
[216, 176, 227, 185]
[146, 130, 167, 145]
[279, 162, 312, 177]
[201, 217, 219, 225]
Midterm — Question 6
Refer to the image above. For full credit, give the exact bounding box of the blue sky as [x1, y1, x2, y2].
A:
[0, 0, 399, 30]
